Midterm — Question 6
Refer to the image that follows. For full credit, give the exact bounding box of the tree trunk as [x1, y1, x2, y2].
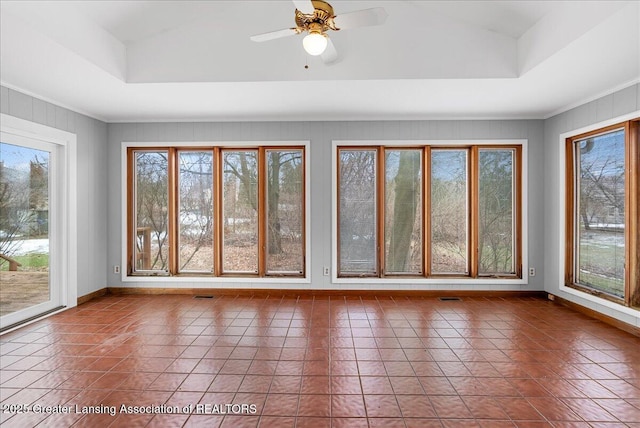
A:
[388, 152, 419, 272]
[238, 153, 257, 211]
[580, 209, 591, 231]
[267, 153, 282, 254]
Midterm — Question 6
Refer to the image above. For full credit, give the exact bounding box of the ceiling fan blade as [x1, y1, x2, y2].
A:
[292, 0, 315, 15]
[321, 38, 338, 64]
[250, 28, 298, 42]
[333, 7, 388, 30]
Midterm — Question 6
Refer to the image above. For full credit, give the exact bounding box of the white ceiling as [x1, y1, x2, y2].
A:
[1, 1, 638, 122]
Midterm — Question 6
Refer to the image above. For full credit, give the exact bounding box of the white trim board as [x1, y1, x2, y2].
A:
[0, 113, 78, 324]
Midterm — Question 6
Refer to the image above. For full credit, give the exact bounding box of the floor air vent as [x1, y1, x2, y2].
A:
[194, 295, 215, 299]
[438, 297, 462, 301]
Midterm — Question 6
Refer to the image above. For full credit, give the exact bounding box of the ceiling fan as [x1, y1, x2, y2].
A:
[250, 0, 388, 63]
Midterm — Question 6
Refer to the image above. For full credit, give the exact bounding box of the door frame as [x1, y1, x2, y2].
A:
[0, 114, 77, 331]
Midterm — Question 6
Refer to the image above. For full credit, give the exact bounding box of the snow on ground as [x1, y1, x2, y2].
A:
[8, 239, 49, 256]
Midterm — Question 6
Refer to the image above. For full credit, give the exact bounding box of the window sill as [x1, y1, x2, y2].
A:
[122, 275, 310, 284]
[333, 277, 528, 285]
[560, 284, 640, 318]
[566, 283, 625, 305]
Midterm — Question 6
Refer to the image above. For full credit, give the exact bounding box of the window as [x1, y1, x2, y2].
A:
[127, 145, 306, 278]
[265, 149, 305, 275]
[384, 149, 423, 275]
[336, 143, 522, 279]
[566, 120, 639, 307]
[1, 113, 77, 330]
[478, 148, 517, 275]
[132, 150, 169, 273]
[338, 149, 378, 276]
[222, 150, 259, 274]
[431, 149, 468, 274]
[178, 151, 214, 273]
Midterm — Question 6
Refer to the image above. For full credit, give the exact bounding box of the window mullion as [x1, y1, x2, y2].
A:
[515, 146, 523, 278]
[258, 147, 266, 277]
[378, 146, 385, 277]
[424, 146, 431, 278]
[633, 120, 640, 307]
[573, 145, 580, 285]
[213, 147, 221, 277]
[469, 146, 479, 278]
[168, 148, 178, 275]
[302, 147, 307, 277]
[625, 121, 637, 306]
[565, 140, 576, 286]
[127, 148, 134, 275]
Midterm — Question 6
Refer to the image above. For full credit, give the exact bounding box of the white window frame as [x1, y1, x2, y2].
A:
[0, 114, 77, 330]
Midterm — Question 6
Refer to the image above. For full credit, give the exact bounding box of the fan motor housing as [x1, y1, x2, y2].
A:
[295, 0, 337, 32]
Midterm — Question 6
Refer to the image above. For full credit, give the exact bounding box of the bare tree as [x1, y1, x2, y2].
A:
[387, 151, 421, 272]
[224, 150, 302, 255]
[339, 150, 377, 271]
[177, 152, 214, 270]
[478, 151, 513, 274]
[0, 159, 44, 264]
[222, 151, 258, 254]
[431, 151, 467, 272]
[135, 152, 169, 270]
[578, 139, 625, 229]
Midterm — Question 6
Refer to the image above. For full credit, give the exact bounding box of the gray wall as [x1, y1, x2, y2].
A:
[543, 83, 639, 327]
[107, 120, 545, 291]
[0, 86, 108, 298]
[6, 79, 638, 329]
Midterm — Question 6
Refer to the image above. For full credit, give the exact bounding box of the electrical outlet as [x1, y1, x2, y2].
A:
[114, 265, 120, 274]
[529, 267, 535, 276]
[323, 266, 330, 276]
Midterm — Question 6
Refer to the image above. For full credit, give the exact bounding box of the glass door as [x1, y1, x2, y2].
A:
[0, 135, 61, 329]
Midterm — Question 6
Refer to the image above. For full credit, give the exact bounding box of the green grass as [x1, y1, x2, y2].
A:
[578, 271, 624, 297]
[578, 231, 625, 297]
[0, 254, 49, 271]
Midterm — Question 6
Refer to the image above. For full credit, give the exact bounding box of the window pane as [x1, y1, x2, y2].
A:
[134, 151, 169, 271]
[0, 143, 50, 315]
[575, 129, 625, 297]
[339, 149, 377, 275]
[178, 151, 214, 272]
[431, 150, 468, 274]
[222, 151, 258, 273]
[266, 150, 304, 274]
[384, 150, 422, 274]
[479, 149, 515, 275]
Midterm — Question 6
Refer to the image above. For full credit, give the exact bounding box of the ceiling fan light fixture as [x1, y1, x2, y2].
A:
[302, 31, 328, 55]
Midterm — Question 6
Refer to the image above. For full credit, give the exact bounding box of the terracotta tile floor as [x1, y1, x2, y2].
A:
[1, 294, 639, 427]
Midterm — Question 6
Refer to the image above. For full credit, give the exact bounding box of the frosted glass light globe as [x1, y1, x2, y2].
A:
[303, 32, 328, 56]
